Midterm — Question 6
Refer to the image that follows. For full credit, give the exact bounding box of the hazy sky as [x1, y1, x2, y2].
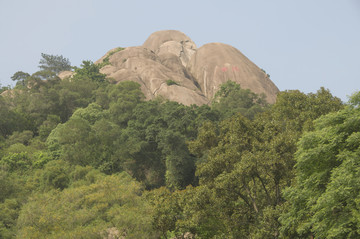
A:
[1, 0, 359, 101]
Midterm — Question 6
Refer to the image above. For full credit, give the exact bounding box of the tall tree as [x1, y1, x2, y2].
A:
[72, 60, 106, 82]
[0, 96, 23, 138]
[16, 170, 158, 238]
[212, 81, 268, 120]
[38, 53, 71, 74]
[280, 92, 360, 239]
[10, 71, 30, 87]
[171, 88, 343, 238]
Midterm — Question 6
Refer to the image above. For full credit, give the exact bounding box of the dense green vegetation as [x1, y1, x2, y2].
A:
[0, 53, 358, 238]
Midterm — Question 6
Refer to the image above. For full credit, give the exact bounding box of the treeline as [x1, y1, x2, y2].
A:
[0, 54, 359, 238]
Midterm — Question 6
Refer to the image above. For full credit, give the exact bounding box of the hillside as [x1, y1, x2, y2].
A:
[2, 31, 357, 239]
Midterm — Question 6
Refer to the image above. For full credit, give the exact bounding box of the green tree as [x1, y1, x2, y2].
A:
[116, 100, 166, 188]
[0, 171, 17, 203]
[47, 116, 95, 165]
[148, 187, 182, 238]
[0, 151, 32, 173]
[39, 160, 71, 191]
[170, 88, 343, 238]
[57, 75, 104, 122]
[72, 60, 106, 82]
[212, 81, 268, 120]
[16, 171, 158, 238]
[6, 76, 61, 132]
[38, 115, 61, 140]
[280, 92, 360, 239]
[0, 199, 20, 238]
[187, 121, 219, 160]
[0, 84, 10, 94]
[271, 87, 343, 132]
[38, 53, 71, 74]
[6, 130, 33, 146]
[117, 98, 215, 189]
[159, 131, 196, 189]
[107, 81, 144, 126]
[46, 103, 124, 174]
[0, 96, 23, 138]
[11, 71, 30, 86]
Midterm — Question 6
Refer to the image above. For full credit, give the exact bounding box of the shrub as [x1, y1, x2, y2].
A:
[166, 80, 179, 86]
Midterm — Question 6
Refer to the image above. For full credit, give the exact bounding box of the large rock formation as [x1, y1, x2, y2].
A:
[93, 30, 279, 105]
[95, 46, 208, 106]
[187, 42, 278, 103]
[143, 30, 197, 67]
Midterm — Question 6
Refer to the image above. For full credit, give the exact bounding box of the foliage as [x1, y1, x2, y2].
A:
[280, 92, 360, 238]
[107, 81, 144, 126]
[38, 115, 61, 140]
[0, 84, 11, 94]
[16, 170, 158, 239]
[73, 60, 106, 83]
[147, 187, 182, 238]
[117, 99, 218, 189]
[0, 199, 20, 238]
[38, 160, 71, 191]
[10, 71, 30, 86]
[272, 87, 343, 132]
[167, 88, 343, 238]
[100, 47, 125, 67]
[46, 82, 144, 174]
[0, 96, 24, 138]
[1, 52, 352, 238]
[212, 81, 268, 120]
[38, 53, 72, 74]
[166, 79, 179, 86]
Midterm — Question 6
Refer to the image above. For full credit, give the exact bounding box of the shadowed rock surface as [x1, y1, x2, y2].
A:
[91, 30, 279, 105]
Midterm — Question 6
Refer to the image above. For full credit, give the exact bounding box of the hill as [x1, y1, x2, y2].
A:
[91, 30, 279, 105]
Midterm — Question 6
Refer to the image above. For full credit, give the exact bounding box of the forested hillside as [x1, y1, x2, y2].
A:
[0, 54, 359, 239]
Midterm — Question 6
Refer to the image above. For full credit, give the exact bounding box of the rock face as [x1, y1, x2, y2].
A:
[58, 71, 74, 80]
[143, 30, 197, 67]
[95, 46, 208, 106]
[187, 43, 278, 103]
[94, 30, 279, 105]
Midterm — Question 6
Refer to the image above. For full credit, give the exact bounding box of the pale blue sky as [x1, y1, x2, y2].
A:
[1, 0, 359, 101]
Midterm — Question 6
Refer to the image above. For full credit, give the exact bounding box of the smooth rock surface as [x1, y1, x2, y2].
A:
[93, 30, 279, 105]
[96, 46, 208, 106]
[187, 42, 278, 103]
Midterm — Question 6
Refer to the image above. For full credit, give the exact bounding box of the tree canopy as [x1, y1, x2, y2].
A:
[280, 92, 360, 239]
[38, 53, 72, 74]
[1, 53, 356, 238]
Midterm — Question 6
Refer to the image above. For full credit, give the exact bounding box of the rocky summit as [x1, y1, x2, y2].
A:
[92, 30, 279, 105]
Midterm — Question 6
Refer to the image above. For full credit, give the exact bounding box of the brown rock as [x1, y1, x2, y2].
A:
[143, 30, 195, 52]
[94, 30, 279, 105]
[0, 90, 11, 97]
[143, 30, 197, 67]
[97, 46, 208, 106]
[58, 71, 74, 80]
[187, 42, 279, 103]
